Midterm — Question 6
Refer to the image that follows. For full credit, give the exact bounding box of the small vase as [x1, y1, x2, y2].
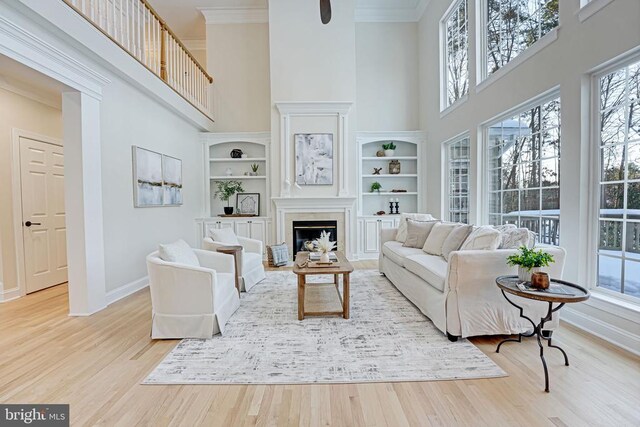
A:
[384, 149, 395, 157]
[224, 206, 234, 215]
[320, 252, 330, 263]
[518, 266, 541, 282]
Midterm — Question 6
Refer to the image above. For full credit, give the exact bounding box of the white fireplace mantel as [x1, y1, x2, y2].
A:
[272, 196, 357, 259]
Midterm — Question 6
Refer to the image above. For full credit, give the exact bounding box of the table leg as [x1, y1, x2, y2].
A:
[343, 273, 350, 319]
[496, 291, 568, 392]
[298, 275, 305, 321]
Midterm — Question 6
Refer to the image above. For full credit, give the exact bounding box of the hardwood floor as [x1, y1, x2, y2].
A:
[1, 261, 638, 426]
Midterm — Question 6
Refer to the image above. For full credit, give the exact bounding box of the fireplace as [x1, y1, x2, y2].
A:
[292, 220, 338, 256]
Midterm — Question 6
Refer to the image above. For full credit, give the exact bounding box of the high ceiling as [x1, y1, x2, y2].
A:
[148, 0, 426, 41]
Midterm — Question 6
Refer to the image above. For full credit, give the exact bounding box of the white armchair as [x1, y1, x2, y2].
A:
[203, 236, 266, 292]
[146, 249, 240, 339]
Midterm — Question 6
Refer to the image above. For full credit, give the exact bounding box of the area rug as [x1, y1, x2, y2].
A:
[143, 270, 506, 385]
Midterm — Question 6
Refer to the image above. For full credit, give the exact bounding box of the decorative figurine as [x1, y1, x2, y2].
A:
[230, 149, 243, 158]
[376, 150, 385, 157]
[373, 167, 382, 175]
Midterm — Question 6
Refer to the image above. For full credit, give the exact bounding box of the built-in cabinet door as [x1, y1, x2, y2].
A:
[380, 218, 396, 230]
[235, 220, 251, 239]
[363, 219, 380, 253]
[218, 220, 235, 230]
[249, 221, 265, 244]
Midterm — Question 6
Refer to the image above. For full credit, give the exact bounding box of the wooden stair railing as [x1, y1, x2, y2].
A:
[62, 0, 213, 119]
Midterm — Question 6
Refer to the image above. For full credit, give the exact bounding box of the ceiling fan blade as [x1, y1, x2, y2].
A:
[320, 0, 332, 24]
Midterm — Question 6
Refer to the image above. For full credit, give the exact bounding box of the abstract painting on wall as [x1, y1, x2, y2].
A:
[162, 154, 183, 206]
[133, 146, 183, 207]
[295, 133, 333, 185]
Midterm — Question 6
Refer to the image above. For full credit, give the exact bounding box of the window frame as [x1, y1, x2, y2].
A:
[481, 89, 561, 244]
[440, 0, 469, 113]
[588, 53, 640, 302]
[477, 0, 560, 86]
[443, 132, 471, 223]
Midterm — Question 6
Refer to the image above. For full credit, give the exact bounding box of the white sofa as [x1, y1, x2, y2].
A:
[203, 236, 266, 292]
[379, 228, 566, 340]
[146, 249, 240, 339]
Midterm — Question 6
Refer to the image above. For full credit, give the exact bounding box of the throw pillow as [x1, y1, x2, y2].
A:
[158, 239, 200, 267]
[403, 219, 439, 248]
[442, 225, 474, 261]
[460, 226, 502, 251]
[395, 213, 435, 243]
[422, 222, 459, 256]
[209, 227, 240, 245]
[498, 227, 534, 249]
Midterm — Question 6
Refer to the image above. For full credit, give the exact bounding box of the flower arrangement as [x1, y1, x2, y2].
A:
[313, 230, 336, 254]
[507, 246, 555, 282]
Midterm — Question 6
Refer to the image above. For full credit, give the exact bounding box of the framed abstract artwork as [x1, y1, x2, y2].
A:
[133, 146, 183, 207]
[294, 133, 333, 185]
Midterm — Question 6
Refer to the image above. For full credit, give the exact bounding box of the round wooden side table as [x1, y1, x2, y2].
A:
[495, 275, 590, 392]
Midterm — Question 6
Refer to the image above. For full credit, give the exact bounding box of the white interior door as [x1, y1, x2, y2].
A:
[20, 137, 68, 293]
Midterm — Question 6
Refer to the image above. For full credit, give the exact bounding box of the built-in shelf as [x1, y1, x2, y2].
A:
[362, 156, 418, 161]
[362, 174, 418, 178]
[209, 158, 267, 162]
[210, 175, 267, 180]
[363, 192, 418, 196]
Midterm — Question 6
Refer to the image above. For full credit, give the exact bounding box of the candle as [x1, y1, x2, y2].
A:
[395, 198, 399, 202]
[389, 198, 393, 202]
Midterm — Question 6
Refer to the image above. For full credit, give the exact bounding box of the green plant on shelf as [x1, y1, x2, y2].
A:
[382, 142, 396, 150]
[370, 182, 382, 193]
[251, 163, 259, 173]
[214, 180, 244, 207]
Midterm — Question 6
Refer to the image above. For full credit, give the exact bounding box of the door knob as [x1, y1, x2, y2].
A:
[24, 221, 41, 227]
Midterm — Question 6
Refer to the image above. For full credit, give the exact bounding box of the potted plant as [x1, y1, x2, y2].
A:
[382, 142, 396, 157]
[214, 180, 244, 215]
[313, 230, 336, 263]
[507, 246, 555, 282]
[370, 181, 382, 193]
[249, 163, 259, 176]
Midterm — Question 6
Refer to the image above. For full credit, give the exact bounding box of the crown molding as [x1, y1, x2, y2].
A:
[199, 7, 268, 25]
[355, 0, 431, 23]
[182, 39, 206, 51]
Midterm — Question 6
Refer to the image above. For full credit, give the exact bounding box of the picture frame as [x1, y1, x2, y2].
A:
[132, 146, 183, 207]
[236, 192, 260, 216]
[294, 133, 334, 185]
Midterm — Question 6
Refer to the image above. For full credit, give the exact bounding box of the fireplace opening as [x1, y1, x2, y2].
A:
[292, 220, 338, 257]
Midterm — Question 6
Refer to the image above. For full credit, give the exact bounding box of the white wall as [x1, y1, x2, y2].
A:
[356, 22, 419, 131]
[206, 24, 271, 132]
[418, 0, 640, 352]
[0, 87, 63, 296]
[100, 77, 203, 293]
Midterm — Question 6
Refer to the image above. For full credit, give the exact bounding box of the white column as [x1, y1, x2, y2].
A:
[62, 91, 107, 315]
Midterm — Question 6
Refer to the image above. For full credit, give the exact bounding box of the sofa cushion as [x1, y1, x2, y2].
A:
[158, 239, 200, 267]
[422, 222, 459, 256]
[404, 254, 448, 292]
[395, 213, 435, 243]
[382, 241, 424, 266]
[461, 226, 502, 251]
[403, 219, 439, 248]
[498, 227, 535, 249]
[442, 225, 474, 261]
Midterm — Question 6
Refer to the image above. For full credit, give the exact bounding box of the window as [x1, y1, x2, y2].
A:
[485, 0, 559, 76]
[446, 136, 470, 223]
[443, 0, 469, 108]
[487, 96, 561, 245]
[596, 59, 640, 298]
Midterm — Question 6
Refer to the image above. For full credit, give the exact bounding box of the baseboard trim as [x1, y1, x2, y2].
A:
[106, 276, 149, 306]
[0, 285, 21, 303]
[562, 306, 640, 356]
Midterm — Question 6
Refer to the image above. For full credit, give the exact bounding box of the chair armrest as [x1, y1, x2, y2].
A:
[202, 237, 227, 252]
[194, 249, 235, 274]
[238, 236, 263, 254]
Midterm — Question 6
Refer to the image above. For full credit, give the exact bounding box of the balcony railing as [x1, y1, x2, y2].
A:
[63, 0, 213, 118]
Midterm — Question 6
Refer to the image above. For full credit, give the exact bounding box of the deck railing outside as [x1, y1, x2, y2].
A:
[63, 0, 213, 118]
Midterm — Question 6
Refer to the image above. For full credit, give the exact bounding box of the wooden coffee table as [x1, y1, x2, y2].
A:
[293, 251, 354, 320]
